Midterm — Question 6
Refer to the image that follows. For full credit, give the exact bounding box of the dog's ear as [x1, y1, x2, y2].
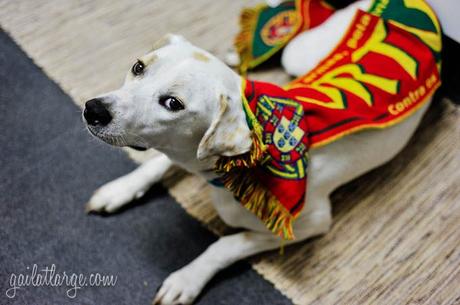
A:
[152, 34, 189, 50]
[197, 95, 253, 161]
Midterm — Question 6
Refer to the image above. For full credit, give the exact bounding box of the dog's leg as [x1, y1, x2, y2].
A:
[86, 153, 173, 213]
[153, 197, 331, 305]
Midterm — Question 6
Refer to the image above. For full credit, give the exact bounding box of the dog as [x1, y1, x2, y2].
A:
[82, 0, 440, 303]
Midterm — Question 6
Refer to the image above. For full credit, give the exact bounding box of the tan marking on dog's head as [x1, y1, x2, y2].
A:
[192, 52, 211, 62]
[125, 53, 158, 82]
[139, 53, 158, 66]
[151, 34, 188, 51]
[152, 35, 173, 50]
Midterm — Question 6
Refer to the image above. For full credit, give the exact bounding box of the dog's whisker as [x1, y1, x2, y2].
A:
[119, 136, 127, 147]
[124, 131, 148, 146]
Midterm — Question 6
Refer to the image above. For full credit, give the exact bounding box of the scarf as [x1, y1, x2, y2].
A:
[215, 0, 442, 240]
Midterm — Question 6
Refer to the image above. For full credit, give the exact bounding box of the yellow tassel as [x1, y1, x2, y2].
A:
[279, 238, 285, 255]
[215, 133, 265, 172]
[215, 132, 296, 240]
[234, 4, 266, 74]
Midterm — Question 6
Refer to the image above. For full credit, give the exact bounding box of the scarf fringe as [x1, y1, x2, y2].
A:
[215, 132, 295, 240]
[215, 133, 265, 172]
[234, 5, 264, 74]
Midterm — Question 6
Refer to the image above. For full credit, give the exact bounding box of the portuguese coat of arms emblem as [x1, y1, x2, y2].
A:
[255, 95, 310, 180]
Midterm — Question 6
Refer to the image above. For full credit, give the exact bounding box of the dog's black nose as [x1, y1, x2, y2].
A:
[84, 98, 112, 126]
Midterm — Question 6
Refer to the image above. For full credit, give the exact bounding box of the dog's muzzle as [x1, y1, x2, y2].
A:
[83, 98, 112, 126]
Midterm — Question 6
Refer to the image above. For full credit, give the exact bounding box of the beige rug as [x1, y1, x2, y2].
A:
[2, 1, 459, 304]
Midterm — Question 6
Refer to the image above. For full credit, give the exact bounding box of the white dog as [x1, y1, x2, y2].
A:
[83, 0, 437, 304]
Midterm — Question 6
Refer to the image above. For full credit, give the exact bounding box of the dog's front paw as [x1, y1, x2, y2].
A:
[86, 177, 146, 213]
[153, 268, 205, 305]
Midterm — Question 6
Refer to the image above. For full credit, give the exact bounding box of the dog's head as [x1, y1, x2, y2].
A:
[83, 34, 252, 166]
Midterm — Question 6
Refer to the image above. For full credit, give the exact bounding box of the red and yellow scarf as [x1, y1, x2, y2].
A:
[215, 0, 442, 240]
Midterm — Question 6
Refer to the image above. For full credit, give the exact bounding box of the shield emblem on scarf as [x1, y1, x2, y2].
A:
[273, 116, 304, 153]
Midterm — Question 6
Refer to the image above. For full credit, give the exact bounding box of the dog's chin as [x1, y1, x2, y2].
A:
[87, 127, 121, 146]
[86, 126, 148, 151]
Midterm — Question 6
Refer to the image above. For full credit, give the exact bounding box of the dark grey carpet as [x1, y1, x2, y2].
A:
[0, 31, 291, 305]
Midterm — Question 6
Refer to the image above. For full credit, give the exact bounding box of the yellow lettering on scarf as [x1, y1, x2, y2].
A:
[389, 0, 441, 53]
[388, 72, 437, 115]
[353, 19, 418, 80]
[289, 8, 438, 110]
[371, 0, 390, 16]
[295, 64, 398, 109]
[347, 14, 372, 49]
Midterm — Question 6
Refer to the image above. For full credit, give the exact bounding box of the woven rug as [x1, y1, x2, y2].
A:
[2, 1, 459, 304]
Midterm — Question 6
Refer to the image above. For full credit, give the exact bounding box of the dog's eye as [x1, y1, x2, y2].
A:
[132, 60, 145, 76]
[159, 96, 184, 112]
